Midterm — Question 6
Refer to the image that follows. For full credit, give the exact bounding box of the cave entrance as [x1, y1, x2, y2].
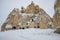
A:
[34, 26, 36, 28]
[37, 26, 40, 28]
[12, 26, 16, 29]
[22, 27, 25, 29]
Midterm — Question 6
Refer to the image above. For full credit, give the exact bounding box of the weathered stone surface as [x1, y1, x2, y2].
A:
[1, 1, 52, 31]
[53, 0, 60, 34]
[53, 0, 60, 27]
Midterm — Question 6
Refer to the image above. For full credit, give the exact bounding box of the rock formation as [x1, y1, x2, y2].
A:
[1, 1, 53, 31]
[53, 0, 60, 28]
[53, 0, 60, 34]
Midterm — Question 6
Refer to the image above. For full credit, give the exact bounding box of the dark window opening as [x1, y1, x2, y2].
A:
[37, 26, 40, 28]
[12, 26, 16, 29]
[21, 7, 25, 13]
[34, 26, 36, 28]
[32, 19, 34, 22]
[22, 27, 25, 29]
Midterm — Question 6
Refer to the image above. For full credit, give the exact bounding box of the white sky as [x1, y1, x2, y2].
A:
[0, 0, 56, 28]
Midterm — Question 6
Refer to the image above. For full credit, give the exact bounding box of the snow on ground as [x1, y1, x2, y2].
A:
[0, 28, 60, 40]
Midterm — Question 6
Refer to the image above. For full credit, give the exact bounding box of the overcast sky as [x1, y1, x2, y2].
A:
[0, 0, 56, 28]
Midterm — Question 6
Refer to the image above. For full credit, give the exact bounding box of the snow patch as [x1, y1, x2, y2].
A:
[0, 28, 60, 40]
[6, 24, 12, 28]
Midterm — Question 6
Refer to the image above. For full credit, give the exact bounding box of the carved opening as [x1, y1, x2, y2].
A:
[32, 19, 34, 22]
[22, 27, 25, 29]
[12, 26, 16, 29]
[21, 7, 25, 13]
[34, 26, 36, 28]
[37, 26, 40, 28]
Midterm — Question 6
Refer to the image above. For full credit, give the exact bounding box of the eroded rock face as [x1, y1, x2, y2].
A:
[1, 1, 52, 31]
[54, 27, 60, 34]
[53, 0, 60, 28]
[53, 0, 60, 34]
